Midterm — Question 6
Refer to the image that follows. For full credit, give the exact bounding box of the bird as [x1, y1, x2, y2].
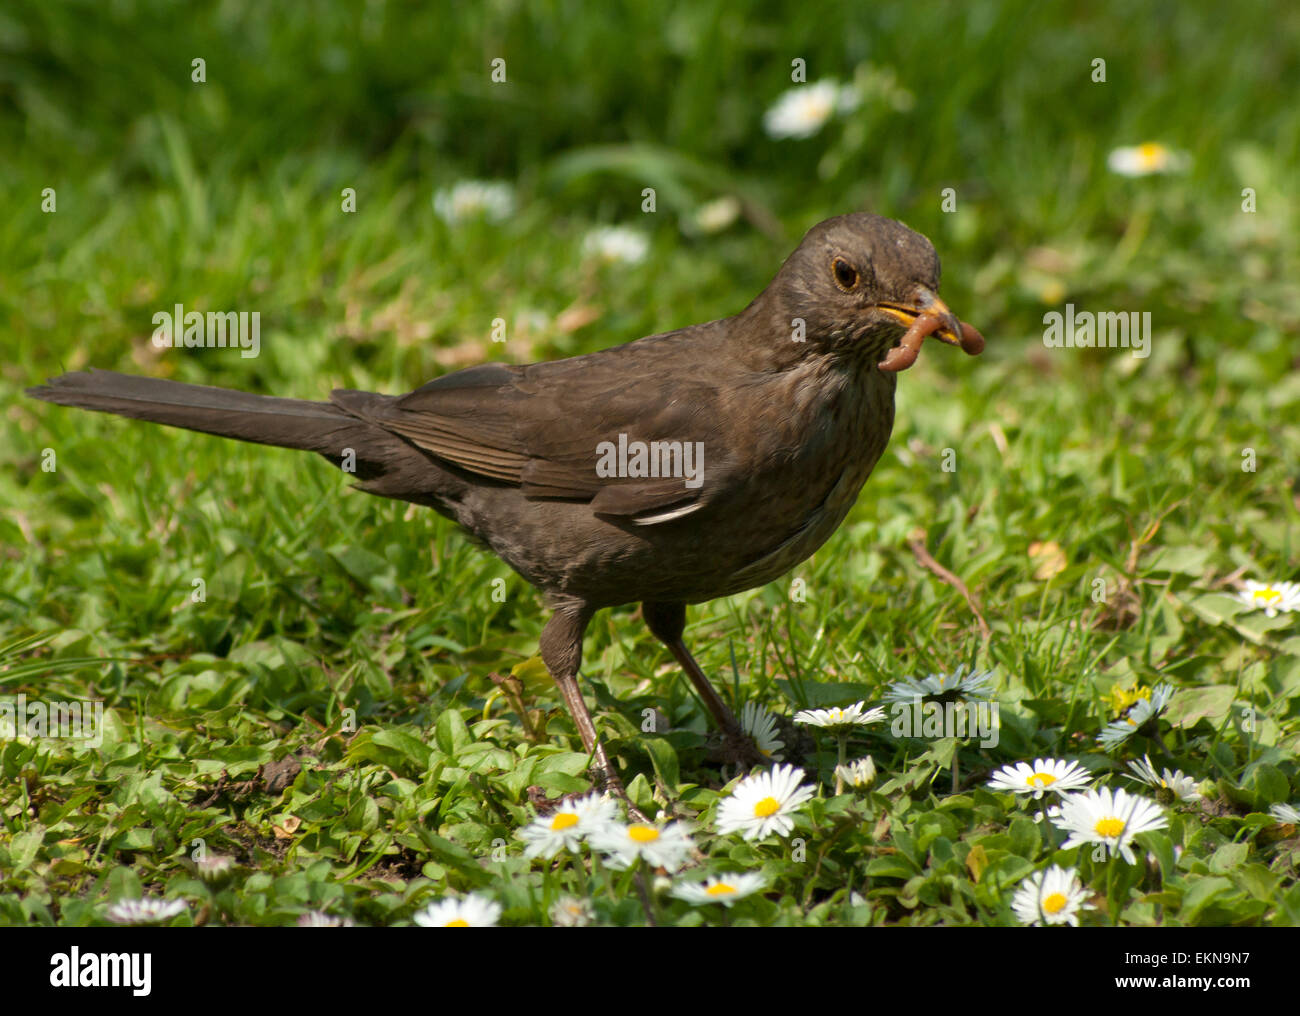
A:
[27, 212, 983, 797]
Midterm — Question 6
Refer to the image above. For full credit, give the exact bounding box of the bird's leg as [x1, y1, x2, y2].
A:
[642, 601, 766, 767]
[539, 603, 643, 816]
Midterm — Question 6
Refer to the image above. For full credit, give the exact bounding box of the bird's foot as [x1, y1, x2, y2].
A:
[591, 761, 649, 823]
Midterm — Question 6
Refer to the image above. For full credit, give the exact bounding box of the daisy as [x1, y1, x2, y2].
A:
[835, 755, 877, 790]
[793, 700, 885, 733]
[740, 701, 785, 761]
[588, 820, 694, 873]
[1125, 755, 1201, 803]
[692, 196, 741, 234]
[105, 897, 188, 925]
[671, 873, 767, 907]
[1106, 143, 1190, 177]
[518, 792, 620, 859]
[549, 895, 594, 927]
[296, 911, 355, 927]
[432, 180, 515, 224]
[1105, 683, 1149, 717]
[1236, 580, 1300, 618]
[1051, 787, 1168, 864]
[1270, 802, 1300, 825]
[413, 893, 502, 927]
[1011, 865, 1093, 926]
[581, 226, 649, 265]
[195, 853, 235, 883]
[988, 758, 1092, 799]
[716, 764, 816, 840]
[882, 664, 996, 703]
[762, 80, 854, 139]
[1097, 683, 1174, 749]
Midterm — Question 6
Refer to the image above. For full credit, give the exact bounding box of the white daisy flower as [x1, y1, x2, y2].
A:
[549, 896, 594, 927]
[740, 701, 785, 761]
[1106, 143, 1190, 177]
[692, 196, 742, 234]
[716, 764, 816, 841]
[793, 700, 886, 732]
[988, 758, 1092, 799]
[296, 910, 355, 927]
[195, 853, 235, 883]
[1011, 865, 1093, 927]
[1050, 787, 1168, 864]
[1270, 802, 1300, 825]
[1125, 755, 1201, 802]
[105, 897, 188, 925]
[432, 180, 515, 224]
[762, 79, 852, 139]
[671, 872, 767, 907]
[588, 820, 694, 873]
[518, 792, 620, 859]
[1097, 683, 1174, 749]
[1236, 580, 1300, 618]
[835, 755, 877, 790]
[581, 225, 649, 265]
[413, 893, 502, 927]
[882, 664, 996, 703]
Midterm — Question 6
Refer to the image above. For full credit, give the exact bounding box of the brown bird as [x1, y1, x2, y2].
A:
[27, 212, 982, 794]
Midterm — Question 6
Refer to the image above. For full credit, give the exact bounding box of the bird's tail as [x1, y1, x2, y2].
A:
[26, 369, 394, 478]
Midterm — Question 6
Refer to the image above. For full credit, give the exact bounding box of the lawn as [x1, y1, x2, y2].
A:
[1, 0, 1298, 928]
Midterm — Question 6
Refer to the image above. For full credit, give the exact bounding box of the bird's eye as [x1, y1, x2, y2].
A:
[832, 257, 858, 291]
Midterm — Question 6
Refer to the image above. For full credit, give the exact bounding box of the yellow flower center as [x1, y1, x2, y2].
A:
[706, 882, 737, 897]
[1253, 588, 1281, 604]
[550, 813, 579, 831]
[1095, 817, 1125, 838]
[445, 918, 469, 927]
[628, 824, 660, 843]
[1028, 772, 1057, 788]
[1042, 892, 1067, 915]
[1137, 142, 1165, 168]
[753, 796, 781, 818]
[828, 709, 843, 722]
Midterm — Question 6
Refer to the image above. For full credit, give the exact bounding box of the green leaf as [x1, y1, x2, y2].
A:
[434, 709, 473, 756]
[1207, 842, 1248, 874]
[641, 737, 680, 790]
[1179, 876, 1236, 924]
[773, 679, 876, 708]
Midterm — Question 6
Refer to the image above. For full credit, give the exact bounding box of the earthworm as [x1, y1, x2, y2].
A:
[877, 315, 985, 372]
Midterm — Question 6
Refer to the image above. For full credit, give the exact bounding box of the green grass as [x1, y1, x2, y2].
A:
[2, 0, 1299, 926]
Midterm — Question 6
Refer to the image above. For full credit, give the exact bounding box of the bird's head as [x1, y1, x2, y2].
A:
[749, 213, 983, 372]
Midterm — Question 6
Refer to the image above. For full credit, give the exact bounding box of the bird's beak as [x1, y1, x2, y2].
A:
[877, 286, 964, 346]
[874, 285, 984, 372]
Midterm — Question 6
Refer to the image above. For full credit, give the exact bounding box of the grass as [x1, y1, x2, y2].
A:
[1, 0, 1299, 927]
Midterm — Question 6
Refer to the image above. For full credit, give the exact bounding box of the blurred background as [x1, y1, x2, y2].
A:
[3, 0, 1297, 391]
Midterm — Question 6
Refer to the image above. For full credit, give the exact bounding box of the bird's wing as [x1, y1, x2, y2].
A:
[335, 344, 735, 524]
